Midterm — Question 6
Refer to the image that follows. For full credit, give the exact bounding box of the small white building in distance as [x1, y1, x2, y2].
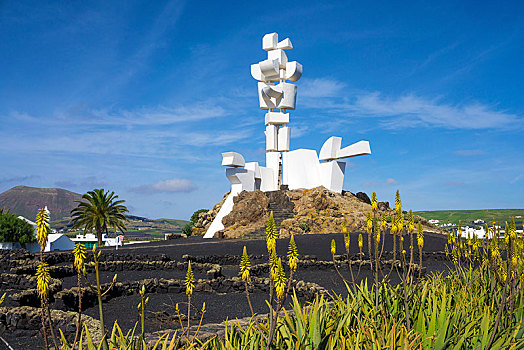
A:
[428, 219, 440, 224]
[71, 233, 124, 249]
[44, 234, 75, 252]
[16, 207, 74, 252]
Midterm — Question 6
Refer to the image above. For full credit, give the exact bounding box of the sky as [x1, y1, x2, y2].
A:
[0, 0, 523, 220]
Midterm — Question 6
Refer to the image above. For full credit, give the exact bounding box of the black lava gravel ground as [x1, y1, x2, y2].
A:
[0, 231, 450, 349]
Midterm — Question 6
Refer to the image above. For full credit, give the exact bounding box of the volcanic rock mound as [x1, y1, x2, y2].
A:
[193, 187, 436, 238]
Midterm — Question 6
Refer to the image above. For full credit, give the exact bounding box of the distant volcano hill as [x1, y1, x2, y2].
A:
[0, 186, 188, 235]
[0, 185, 82, 221]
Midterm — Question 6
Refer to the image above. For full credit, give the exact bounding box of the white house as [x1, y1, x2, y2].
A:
[8, 208, 73, 252]
[71, 233, 123, 249]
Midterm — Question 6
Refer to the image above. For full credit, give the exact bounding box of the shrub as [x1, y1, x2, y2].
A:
[0, 210, 36, 244]
[190, 209, 208, 225]
[298, 221, 310, 233]
[182, 223, 193, 236]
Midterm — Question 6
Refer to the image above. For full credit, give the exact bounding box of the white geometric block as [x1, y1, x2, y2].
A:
[265, 112, 289, 125]
[204, 190, 237, 238]
[277, 126, 290, 152]
[259, 59, 280, 80]
[276, 82, 297, 110]
[282, 149, 322, 190]
[226, 167, 255, 192]
[338, 141, 371, 159]
[262, 83, 282, 99]
[319, 136, 342, 161]
[222, 152, 245, 167]
[319, 161, 346, 193]
[277, 38, 293, 50]
[268, 49, 288, 68]
[265, 125, 278, 151]
[263, 33, 278, 51]
[285, 61, 303, 82]
[266, 151, 280, 188]
[258, 82, 277, 109]
[260, 166, 277, 191]
[245, 162, 261, 179]
[251, 63, 263, 81]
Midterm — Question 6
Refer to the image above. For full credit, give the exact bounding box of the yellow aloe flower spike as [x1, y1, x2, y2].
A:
[417, 222, 424, 249]
[274, 258, 286, 300]
[358, 234, 363, 249]
[510, 217, 517, 240]
[395, 190, 401, 213]
[408, 210, 414, 233]
[366, 212, 373, 234]
[184, 261, 195, 296]
[374, 220, 380, 243]
[240, 246, 251, 282]
[36, 263, 50, 299]
[331, 239, 336, 256]
[380, 213, 387, 231]
[35, 208, 50, 250]
[391, 223, 398, 235]
[344, 232, 350, 252]
[371, 192, 378, 212]
[287, 235, 298, 272]
[396, 212, 403, 233]
[269, 248, 278, 280]
[266, 211, 278, 252]
[73, 243, 86, 273]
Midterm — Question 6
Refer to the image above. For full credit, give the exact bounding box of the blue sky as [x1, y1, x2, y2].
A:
[0, 0, 523, 220]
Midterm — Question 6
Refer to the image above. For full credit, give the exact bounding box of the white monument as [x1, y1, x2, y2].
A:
[203, 33, 371, 239]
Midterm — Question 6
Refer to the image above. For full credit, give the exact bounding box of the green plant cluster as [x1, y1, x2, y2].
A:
[0, 208, 36, 243]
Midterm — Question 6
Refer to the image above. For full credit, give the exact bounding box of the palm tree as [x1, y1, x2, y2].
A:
[70, 189, 129, 247]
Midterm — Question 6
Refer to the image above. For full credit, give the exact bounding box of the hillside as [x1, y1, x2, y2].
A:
[414, 209, 524, 226]
[0, 185, 188, 238]
[0, 185, 82, 220]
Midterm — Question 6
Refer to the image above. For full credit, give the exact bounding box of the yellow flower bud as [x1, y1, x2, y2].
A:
[240, 246, 251, 282]
[184, 261, 195, 296]
[36, 263, 50, 299]
[371, 192, 378, 211]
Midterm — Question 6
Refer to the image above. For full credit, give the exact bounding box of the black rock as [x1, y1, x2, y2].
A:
[378, 201, 390, 211]
[355, 192, 371, 204]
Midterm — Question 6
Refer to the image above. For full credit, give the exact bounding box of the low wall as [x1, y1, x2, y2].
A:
[44, 276, 326, 312]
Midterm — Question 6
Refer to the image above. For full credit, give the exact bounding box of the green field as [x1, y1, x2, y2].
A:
[415, 209, 524, 226]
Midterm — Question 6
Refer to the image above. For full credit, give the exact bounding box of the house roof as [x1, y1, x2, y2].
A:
[48, 233, 71, 243]
[18, 216, 37, 226]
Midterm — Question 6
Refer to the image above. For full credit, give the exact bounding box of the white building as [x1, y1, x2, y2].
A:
[1, 208, 74, 252]
[71, 233, 123, 249]
[458, 226, 488, 239]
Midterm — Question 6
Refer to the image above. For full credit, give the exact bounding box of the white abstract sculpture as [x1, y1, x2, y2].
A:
[203, 33, 371, 238]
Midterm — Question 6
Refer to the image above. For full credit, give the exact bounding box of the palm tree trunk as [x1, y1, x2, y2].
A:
[96, 224, 103, 247]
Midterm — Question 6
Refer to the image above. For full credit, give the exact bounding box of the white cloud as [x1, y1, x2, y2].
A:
[454, 149, 484, 156]
[300, 77, 522, 130]
[300, 78, 346, 98]
[130, 178, 196, 194]
[350, 93, 521, 130]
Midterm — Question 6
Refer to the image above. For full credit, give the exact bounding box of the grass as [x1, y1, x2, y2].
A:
[415, 208, 524, 225]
